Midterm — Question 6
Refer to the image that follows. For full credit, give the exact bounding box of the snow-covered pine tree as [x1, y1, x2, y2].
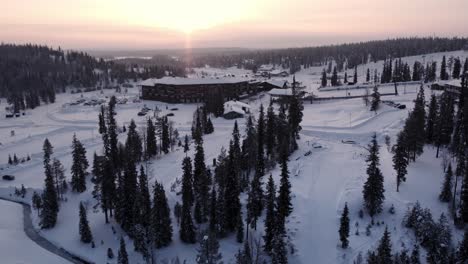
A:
[457, 228, 468, 263]
[150, 182, 173, 248]
[224, 145, 242, 233]
[339, 203, 350, 249]
[184, 134, 190, 154]
[321, 69, 327, 87]
[439, 164, 453, 203]
[209, 186, 217, 233]
[236, 210, 244, 243]
[120, 158, 138, 232]
[196, 231, 223, 264]
[370, 85, 380, 112]
[460, 161, 468, 223]
[146, 118, 157, 158]
[180, 157, 196, 244]
[193, 140, 209, 223]
[241, 116, 258, 175]
[40, 139, 59, 229]
[426, 94, 439, 143]
[434, 92, 455, 157]
[277, 152, 292, 220]
[376, 227, 392, 264]
[453, 57, 462, 79]
[52, 158, 66, 199]
[71, 134, 89, 193]
[161, 116, 170, 154]
[79, 202, 93, 243]
[138, 165, 151, 228]
[410, 245, 421, 264]
[125, 119, 143, 161]
[256, 104, 266, 177]
[117, 237, 129, 264]
[266, 102, 277, 158]
[205, 117, 214, 134]
[331, 66, 338, 86]
[354, 66, 358, 84]
[362, 134, 385, 217]
[271, 227, 288, 264]
[440, 56, 448, 80]
[263, 174, 276, 254]
[393, 131, 409, 192]
[288, 79, 304, 151]
[32, 191, 42, 216]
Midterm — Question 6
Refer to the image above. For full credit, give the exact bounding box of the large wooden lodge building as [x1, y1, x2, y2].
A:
[139, 77, 285, 103]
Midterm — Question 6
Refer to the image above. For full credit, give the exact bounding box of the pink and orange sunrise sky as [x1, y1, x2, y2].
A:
[1, 0, 467, 50]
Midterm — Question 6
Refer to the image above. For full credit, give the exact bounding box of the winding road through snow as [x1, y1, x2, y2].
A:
[0, 197, 92, 264]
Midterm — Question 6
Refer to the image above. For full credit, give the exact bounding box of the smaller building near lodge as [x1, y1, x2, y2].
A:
[431, 79, 465, 95]
[223, 100, 251, 119]
[139, 76, 260, 103]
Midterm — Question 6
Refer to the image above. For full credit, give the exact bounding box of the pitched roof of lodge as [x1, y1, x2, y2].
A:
[140, 76, 251, 87]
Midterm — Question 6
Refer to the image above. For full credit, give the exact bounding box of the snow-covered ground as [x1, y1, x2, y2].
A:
[0, 50, 467, 263]
[0, 199, 65, 264]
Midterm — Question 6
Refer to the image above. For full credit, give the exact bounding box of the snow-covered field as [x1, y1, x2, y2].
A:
[0, 199, 65, 264]
[0, 50, 467, 263]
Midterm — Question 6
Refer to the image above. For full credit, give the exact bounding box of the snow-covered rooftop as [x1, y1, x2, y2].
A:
[224, 100, 251, 115]
[269, 88, 293, 96]
[140, 76, 250, 86]
[264, 80, 288, 88]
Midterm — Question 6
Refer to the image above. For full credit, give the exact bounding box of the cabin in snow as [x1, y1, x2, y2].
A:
[431, 79, 465, 95]
[223, 100, 251, 119]
[139, 77, 262, 103]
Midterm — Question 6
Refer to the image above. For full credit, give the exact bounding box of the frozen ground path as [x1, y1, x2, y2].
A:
[0, 197, 91, 264]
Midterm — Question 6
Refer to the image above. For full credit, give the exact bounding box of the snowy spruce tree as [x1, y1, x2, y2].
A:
[288, 77, 304, 149]
[339, 203, 350, 249]
[370, 85, 380, 112]
[196, 231, 223, 264]
[40, 138, 59, 229]
[376, 227, 392, 264]
[71, 134, 89, 193]
[457, 228, 468, 263]
[180, 157, 196, 243]
[264, 174, 277, 254]
[392, 131, 408, 192]
[439, 164, 453, 203]
[193, 139, 210, 223]
[277, 152, 292, 221]
[146, 118, 157, 158]
[79, 202, 93, 243]
[150, 182, 173, 248]
[362, 134, 385, 217]
[117, 237, 129, 264]
[425, 94, 438, 143]
[125, 119, 143, 162]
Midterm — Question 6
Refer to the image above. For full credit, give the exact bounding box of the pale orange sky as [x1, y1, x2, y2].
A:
[1, 0, 467, 49]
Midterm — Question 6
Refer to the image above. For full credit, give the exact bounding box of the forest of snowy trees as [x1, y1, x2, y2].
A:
[335, 76, 468, 263]
[0, 44, 185, 112]
[190, 37, 468, 73]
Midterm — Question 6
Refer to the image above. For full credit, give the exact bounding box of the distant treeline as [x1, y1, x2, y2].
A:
[190, 37, 468, 73]
[0, 44, 185, 111]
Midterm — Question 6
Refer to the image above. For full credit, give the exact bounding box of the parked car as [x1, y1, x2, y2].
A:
[166, 113, 175, 117]
[2, 175, 15, 181]
[397, 104, 406, 109]
[137, 112, 147, 116]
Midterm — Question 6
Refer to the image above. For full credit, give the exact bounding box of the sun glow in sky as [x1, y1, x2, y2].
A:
[1, 0, 468, 49]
